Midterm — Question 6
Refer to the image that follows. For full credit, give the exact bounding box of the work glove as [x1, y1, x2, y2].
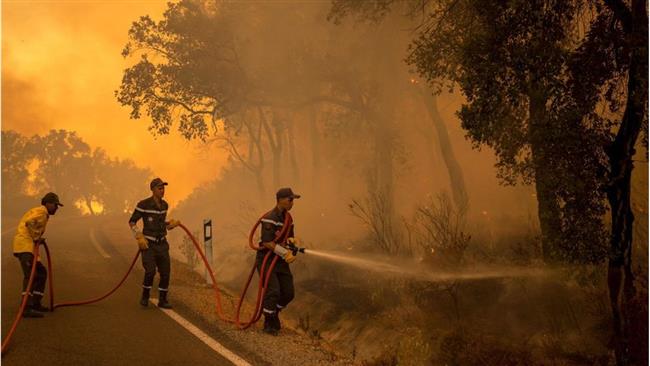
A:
[283, 251, 297, 264]
[135, 232, 149, 250]
[272, 244, 297, 264]
[167, 219, 181, 230]
[286, 237, 303, 247]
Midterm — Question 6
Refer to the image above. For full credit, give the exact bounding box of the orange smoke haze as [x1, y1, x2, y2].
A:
[1, 1, 227, 206]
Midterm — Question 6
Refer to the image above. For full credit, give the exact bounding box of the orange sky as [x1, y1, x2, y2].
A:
[1, 0, 227, 206]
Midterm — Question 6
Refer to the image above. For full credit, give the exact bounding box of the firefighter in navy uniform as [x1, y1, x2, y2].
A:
[258, 187, 302, 335]
[129, 178, 180, 309]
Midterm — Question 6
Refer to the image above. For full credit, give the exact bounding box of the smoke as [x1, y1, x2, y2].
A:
[1, 73, 56, 134]
[1, 1, 226, 206]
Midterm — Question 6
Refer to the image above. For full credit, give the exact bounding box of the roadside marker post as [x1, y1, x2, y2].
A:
[203, 219, 213, 285]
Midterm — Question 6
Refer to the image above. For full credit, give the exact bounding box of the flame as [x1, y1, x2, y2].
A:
[75, 199, 105, 216]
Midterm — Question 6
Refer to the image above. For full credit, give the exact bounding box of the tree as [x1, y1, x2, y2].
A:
[593, 1, 648, 363]
[3, 130, 152, 217]
[116, 1, 335, 192]
[117, 0, 410, 208]
[92, 150, 153, 215]
[30, 130, 93, 211]
[209, 111, 266, 198]
[330, 0, 610, 262]
[416, 84, 468, 210]
[1, 130, 35, 216]
[1, 130, 32, 197]
[330, 0, 648, 363]
[408, 0, 612, 263]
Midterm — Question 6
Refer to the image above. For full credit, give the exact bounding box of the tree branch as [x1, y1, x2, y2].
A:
[258, 106, 279, 151]
[220, 135, 256, 173]
[148, 92, 214, 116]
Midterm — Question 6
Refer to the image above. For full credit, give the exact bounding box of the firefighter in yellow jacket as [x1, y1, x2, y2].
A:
[12, 192, 63, 318]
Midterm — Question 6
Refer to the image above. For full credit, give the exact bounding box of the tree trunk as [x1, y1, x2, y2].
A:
[528, 89, 562, 262]
[419, 88, 468, 211]
[254, 118, 266, 199]
[370, 106, 395, 209]
[229, 115, 265, 200]
[309, 106, 321, 194]
[260, 108, 283, 189]
[272, 143, 282, 189]
[606, 1, 648, 363]
[253, 170, 265, 202]
[368, 104, 400, 254]
[286, 113, 300, 185]
[249, 118, 266, 200]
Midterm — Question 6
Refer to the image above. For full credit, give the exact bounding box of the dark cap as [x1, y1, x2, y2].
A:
[276, 187, 301, 200]
[150, 178, 168, 190]
[41, 192, 64, 207]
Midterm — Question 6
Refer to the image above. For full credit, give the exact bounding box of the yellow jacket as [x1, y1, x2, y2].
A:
[13, 206, 49, 254]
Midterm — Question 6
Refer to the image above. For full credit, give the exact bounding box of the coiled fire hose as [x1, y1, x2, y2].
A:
[177, 210, 294, 329]
[2, 211, 297, 353]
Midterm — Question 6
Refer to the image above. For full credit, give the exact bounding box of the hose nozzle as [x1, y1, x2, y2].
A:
[286, 242, 306, 256]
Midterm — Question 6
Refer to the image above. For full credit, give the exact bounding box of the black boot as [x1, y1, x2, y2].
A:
[274, 306, 283, 331]
[158, 291, 172, 309]
[271, 315, 281, 333]
[21, 296, 43, 318]
[23, 307, 45, 318]
[263, 313, 279, 335]
[140, 288, 150, 307]
[32, 294, 49, 312]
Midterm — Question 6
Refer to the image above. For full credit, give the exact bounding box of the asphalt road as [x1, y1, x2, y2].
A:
[1, 215, 239, 366]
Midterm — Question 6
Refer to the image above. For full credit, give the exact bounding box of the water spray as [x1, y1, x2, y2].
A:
[300, 248, 548, 283]
[272, 239, 547, 283]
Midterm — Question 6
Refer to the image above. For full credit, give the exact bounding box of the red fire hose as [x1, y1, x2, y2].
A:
[177, 210, 293, 329]
[46, 246, 142, 310]
[1, 243, 142, 355]
[2, 211, 290, 353]
[1, 242, 41, 353]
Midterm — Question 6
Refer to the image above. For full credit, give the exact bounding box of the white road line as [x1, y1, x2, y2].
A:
[89, 228, 111, 258]
[153, 300, 252, 366]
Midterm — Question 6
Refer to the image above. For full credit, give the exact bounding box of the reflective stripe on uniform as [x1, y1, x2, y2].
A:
[144, 235, 167, 242]
[158, 288, 168, 292]
[143, 285, 153, 289]
[135, 207, 167, 214]
[261, 219, 283, 226]
[262, 308, 276, 314]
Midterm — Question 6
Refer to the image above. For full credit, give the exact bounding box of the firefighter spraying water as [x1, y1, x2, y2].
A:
[254, 187, 303, 335]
